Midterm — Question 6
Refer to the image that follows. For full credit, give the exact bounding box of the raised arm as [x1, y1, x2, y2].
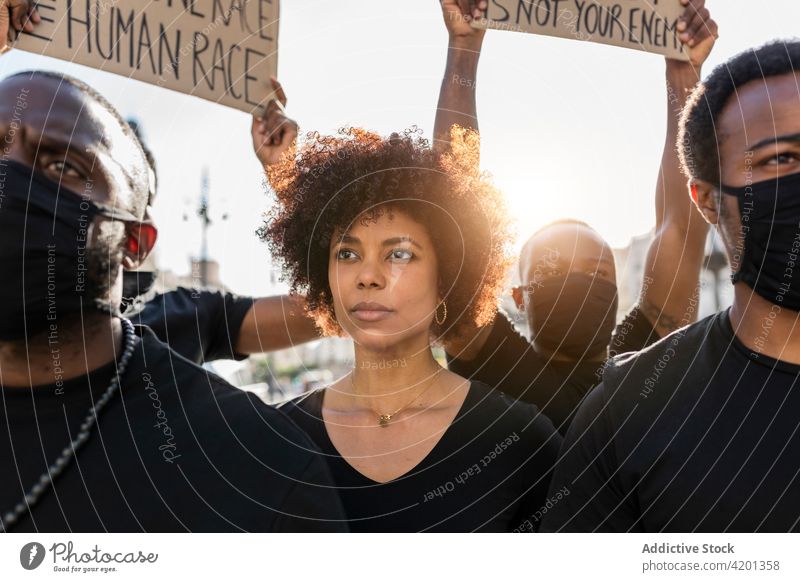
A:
[637, 0, 717, 337]
[238, 80, 320, 355]
[235, 294, 320, 355]
[433, 0, 486, 153]
[252, 77, 298, 169]
[436, 1, 494, 360]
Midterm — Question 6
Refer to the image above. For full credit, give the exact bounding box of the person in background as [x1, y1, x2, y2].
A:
[0, 68, 346, 532]
[542, 39, 800, 533]
[2, 0, 323, 368]
[437, 0, 717, 433]
[121, 80, 322, 365]
[269, 127, 562, 532]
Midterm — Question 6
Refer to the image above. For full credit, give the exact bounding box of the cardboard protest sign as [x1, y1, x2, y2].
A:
[473, 0, 689, 61]
[12, 0, 280, 114]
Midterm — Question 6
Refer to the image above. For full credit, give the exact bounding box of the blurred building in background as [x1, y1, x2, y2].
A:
[613, 229, 733, 324]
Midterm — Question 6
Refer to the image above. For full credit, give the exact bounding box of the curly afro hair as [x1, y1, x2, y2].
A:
[259, 126, 513, 341]
[679, 39, 800, 186]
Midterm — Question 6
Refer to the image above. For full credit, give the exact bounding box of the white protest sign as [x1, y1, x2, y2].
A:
[12, 0, 280, 114]
[473, 0, 689, 61]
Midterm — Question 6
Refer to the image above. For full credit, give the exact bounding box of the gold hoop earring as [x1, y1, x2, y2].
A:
[435, 300, 447, 325]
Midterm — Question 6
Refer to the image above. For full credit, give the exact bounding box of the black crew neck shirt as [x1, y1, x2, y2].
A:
[126, 287, 254, 364]
[541, 310, 800, 532]
[0, 326, 346, 532]
[447, 307, 658, 434]
[279, 381, 562, 532]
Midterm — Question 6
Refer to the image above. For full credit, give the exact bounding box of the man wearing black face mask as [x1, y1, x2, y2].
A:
[0, 66, 345, 531]
[436, 0, 715, 434]
[542, 40, 800, 532]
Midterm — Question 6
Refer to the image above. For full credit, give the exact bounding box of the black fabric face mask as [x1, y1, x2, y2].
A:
[721, 171, 800, 311]
[528, 272, 619, 360]
[121, 270, 158, 312]
[0, 160, 139, 341]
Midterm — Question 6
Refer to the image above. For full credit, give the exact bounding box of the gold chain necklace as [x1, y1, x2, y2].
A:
[351, 367, 443, 428]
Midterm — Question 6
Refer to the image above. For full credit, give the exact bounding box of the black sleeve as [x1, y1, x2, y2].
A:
[446, 313, 546, 401]
[199, 290, 255, 362]
[136, 288, 254, 363]
[539, 383, 641, 532]
[271, 456, 349, 532]
[609, 307, 660, 357]
[510, 417, 564, 532]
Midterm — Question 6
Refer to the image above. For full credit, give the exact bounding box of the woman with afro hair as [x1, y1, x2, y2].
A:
[265, 126, 561, 532]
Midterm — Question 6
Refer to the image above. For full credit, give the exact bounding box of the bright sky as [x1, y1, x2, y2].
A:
[2, 0, 798, 297]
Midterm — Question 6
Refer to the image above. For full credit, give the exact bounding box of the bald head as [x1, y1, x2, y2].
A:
[0, 71, 150, 217]
[519, 221, 616, 288]
[512, 221, 619, 362]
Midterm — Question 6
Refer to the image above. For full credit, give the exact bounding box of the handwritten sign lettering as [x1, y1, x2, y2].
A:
[473, 0, 688, 61]
[13, 0, 280, 114]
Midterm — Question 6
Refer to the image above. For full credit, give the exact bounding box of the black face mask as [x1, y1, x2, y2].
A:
[721, 171, 800, 311]
[0, 160, 139, 341]
[528, 272, 619, 360]
[121, 270, 158, 312]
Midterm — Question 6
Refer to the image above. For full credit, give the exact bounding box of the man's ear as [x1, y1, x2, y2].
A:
[511, 286, 525, 311]
[691, 179, 721, 225]
[121, 222, 158, 270]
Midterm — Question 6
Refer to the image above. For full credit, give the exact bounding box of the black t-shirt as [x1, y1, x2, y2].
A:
[0, 327, 346, 532]
[541, 310, 800, 532]
[608, 306, 662, 358]
[447, 308, 657, 434]
[126, 287, 254, 364]
[279, 381, 562, 532]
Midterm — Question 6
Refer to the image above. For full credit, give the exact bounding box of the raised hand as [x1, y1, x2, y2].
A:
[675, 0, 718, 69]
[251, 77, 299, 168]
[440, 0, 486, 47]
[1, 1, 40, 54]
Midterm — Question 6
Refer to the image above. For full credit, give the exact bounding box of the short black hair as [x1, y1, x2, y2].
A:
[5, 70, 150, 216]
[679, 39, 800, 185]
